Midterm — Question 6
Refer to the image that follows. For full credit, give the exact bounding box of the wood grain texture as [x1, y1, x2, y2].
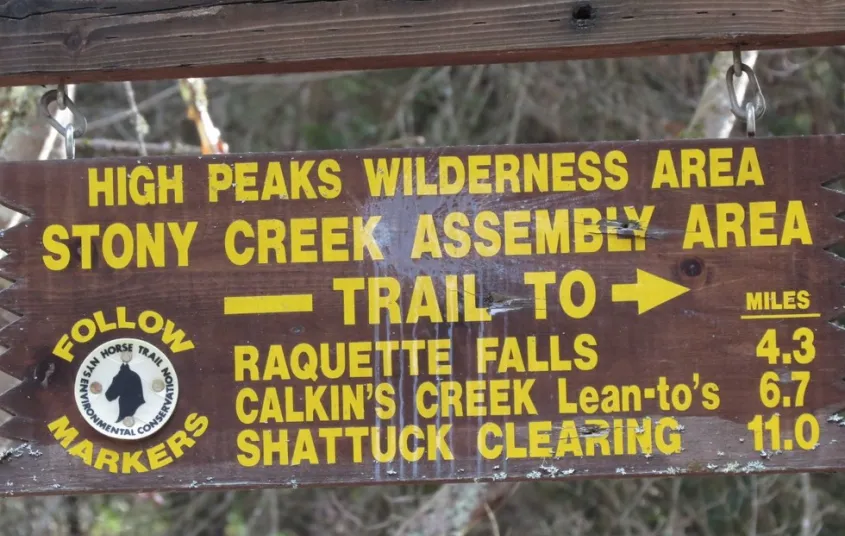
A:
[0, 136, 841, 496]
[1, 0, 845, 85]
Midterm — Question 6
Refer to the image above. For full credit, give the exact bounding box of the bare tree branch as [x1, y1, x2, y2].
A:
[123, 81, 148, 156]
[395, 483, 516, 536]
[374, 136, 427, 148]
[801, 474, 819, 536]
[179, 78, 229, 155]
[87, 84, 181, 132]
[78, 138, 201, 155]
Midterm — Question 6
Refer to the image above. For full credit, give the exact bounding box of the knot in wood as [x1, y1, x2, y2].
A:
[63, 28, 85, 53]
[571, 1, 596, 29]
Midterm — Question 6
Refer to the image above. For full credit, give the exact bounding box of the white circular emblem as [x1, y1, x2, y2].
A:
[74, 337, 179, 440]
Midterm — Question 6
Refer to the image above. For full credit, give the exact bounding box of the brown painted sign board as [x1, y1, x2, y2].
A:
[0, 136, 841, 496]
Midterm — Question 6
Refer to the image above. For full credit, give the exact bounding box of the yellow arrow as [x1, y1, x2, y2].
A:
[611, 269, 690, 315]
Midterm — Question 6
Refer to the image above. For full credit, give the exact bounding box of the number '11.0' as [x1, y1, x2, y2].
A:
[747, 414, 819, 451]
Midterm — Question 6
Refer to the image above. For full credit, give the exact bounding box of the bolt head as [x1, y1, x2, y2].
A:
[123, 416, 135, 427]
[120, 351, 133, 363]
[152, 379, 165, 392]
[680, 258, 704, 278]
[90, 382, 102, 394]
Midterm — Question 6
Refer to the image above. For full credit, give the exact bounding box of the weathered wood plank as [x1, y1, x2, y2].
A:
[0, 136, 841, 495]
[1, 0, 845, 86]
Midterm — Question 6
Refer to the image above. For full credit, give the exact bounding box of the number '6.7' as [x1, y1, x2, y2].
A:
[759, 370, 811, 409]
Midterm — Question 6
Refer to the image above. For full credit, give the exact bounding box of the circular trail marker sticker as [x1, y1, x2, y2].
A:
[74, 337, 179, 440]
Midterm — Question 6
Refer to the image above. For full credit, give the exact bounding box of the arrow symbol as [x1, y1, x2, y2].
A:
[611, 269, 690, 315]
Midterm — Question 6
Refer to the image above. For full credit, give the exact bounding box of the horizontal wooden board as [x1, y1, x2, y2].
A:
[2, 1, 845, 85]
[0, 136, 841, 495]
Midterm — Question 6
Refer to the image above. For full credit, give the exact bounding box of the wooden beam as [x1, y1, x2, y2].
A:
[1, 1, 845, 86]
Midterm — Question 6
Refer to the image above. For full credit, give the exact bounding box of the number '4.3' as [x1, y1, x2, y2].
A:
[756, 327, 815, 365]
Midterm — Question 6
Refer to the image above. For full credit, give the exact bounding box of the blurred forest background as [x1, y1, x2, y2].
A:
[1, 47, 845, 535]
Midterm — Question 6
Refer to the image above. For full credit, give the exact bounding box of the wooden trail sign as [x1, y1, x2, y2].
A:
[0, 136, 841, 496]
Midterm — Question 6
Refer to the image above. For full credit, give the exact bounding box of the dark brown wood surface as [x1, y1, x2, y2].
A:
[0, 136, 841, 496]
[2, 1, 845, 86]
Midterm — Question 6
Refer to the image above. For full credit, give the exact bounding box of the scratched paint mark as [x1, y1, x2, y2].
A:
[448, 321, 455, 475]
[502, 314, 509, 476]
[373, 263, 381, 482]
[476, 273, 485, 477]
[383, 310, 393, 479]
[435, 322, 442, 478]
[398, 291, 405, 481]
[412, 320, 419, 479]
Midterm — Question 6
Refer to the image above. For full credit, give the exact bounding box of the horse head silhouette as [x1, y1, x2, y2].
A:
[105, 363, 146, 423]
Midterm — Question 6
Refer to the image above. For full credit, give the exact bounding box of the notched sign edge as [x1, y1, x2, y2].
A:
[0, 192, 35, 447]
[822, 175, 845, 331]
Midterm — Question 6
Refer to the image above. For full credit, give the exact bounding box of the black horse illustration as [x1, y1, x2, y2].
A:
[105, 363, 146, 422]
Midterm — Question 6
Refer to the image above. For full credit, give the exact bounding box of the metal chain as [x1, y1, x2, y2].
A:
[726, 48, 766, 137]
[57, 82, 66, 111]
[64, 124, 75, 159]
[40, 84, 86, 159]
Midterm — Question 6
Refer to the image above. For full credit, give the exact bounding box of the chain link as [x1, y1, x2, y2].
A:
[56, 82, 67, 111]
[726, 47, 766, 137]
[745, 101, 757, 138]
[733, 49, 743, 80]
[40, 85, 86, 159]
[64, 123, 75, 159]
